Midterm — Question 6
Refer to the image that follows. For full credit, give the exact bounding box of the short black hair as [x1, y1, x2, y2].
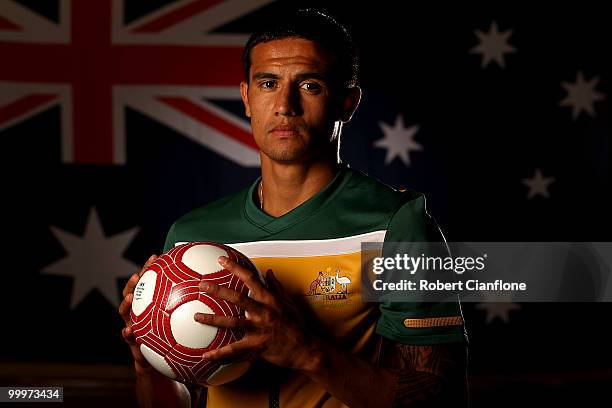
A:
[241, 8, 359, 89]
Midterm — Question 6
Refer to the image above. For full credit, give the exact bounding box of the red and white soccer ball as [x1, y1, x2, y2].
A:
[130, 242, 259, 386]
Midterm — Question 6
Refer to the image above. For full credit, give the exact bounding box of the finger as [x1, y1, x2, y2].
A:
[219, 256, 267, 300]
[199, 281, 260, 313]
[265, 269, 282, 291]
[139, 254, 158, 277]
[261, 270, 286, 311]
[122, 328, 150, 369]
[203, 339, 255, 362]
[122, 273, 140, 298]
[194, 313, 250, 330]
[268, 270, 283, 287]
[122, 325, 136, 345]
[118, 293, 133, 323]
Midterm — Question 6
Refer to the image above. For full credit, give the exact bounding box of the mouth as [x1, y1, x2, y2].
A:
[270, 124, 300, 137]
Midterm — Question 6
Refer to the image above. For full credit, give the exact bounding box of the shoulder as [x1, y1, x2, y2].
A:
[341, 167, 425, 218]
[164, 184, 253, 250]
[344, 167, 419, 196]
[176, 187, 249, 226]
[346, 166, 421, 199]
[347, 169, 438, 242]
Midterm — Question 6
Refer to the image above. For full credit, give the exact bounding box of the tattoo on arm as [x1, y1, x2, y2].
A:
[378, 337, 467, 408]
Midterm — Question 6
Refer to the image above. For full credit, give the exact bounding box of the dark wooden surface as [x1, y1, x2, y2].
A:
[1, 363, 611, 407]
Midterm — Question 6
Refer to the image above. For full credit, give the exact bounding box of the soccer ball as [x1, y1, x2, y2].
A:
[130, 241, 258, 386]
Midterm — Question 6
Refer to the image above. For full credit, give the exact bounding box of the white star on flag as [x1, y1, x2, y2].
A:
[470, 21, 516, 68]
[559, 70, 606, 120]
[475, 294, 522, 324]
[42, 207, 140, 309]
[521, 168, 555, 199]
[375, 115, 423, 166]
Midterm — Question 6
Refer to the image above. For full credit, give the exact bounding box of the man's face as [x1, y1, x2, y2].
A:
[240, 38, 340, 163]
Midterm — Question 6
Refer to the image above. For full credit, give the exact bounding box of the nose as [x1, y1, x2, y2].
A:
[274, 83, 302, 117]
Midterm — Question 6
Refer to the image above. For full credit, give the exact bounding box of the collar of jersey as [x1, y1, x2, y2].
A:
[243, 166, 351, 233]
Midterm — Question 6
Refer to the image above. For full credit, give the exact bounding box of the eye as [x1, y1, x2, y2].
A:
[300, 82, 322, 93]
[259, 80, 277, 89]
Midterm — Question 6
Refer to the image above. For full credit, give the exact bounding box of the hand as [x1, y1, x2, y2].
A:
[118, 254, 158, 374]
[195, 256, 323, 373]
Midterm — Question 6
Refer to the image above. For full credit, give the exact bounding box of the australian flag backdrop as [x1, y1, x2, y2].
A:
[1, 1, 610, 407]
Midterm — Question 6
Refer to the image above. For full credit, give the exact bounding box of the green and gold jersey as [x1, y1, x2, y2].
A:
[164, 167, 466, 408]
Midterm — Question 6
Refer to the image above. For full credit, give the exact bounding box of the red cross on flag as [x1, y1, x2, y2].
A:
[0, 0, 267, 166]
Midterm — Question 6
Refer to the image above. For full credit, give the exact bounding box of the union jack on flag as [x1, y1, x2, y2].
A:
[0, 0, 272, 166]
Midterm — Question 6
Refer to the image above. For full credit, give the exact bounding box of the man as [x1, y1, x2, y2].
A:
[118, 9, 468, 408]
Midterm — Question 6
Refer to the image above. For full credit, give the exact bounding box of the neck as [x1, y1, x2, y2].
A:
[259, 157, 338, 218]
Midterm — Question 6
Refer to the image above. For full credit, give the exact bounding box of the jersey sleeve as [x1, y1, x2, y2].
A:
[375, 193, 467, 345]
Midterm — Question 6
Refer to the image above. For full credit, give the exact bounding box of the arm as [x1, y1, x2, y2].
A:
[118, 255, 191, 408]
[378, 339, 468, 408]
[297, 335, 466, 408]
[196, 257, 467, 408]
[375, 194, 468, 406]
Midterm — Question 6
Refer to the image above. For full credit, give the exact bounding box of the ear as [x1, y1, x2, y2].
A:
[240, 81, 251, 118]
[340, 86, 362, 123]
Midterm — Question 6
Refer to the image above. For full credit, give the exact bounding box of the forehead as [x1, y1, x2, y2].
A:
[249, 38, 333, 75]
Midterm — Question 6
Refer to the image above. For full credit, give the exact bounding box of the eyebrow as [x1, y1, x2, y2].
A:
[251, 71, 329, 82]
[252, 72, 279, 81]
[295, 72, 328, 82]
